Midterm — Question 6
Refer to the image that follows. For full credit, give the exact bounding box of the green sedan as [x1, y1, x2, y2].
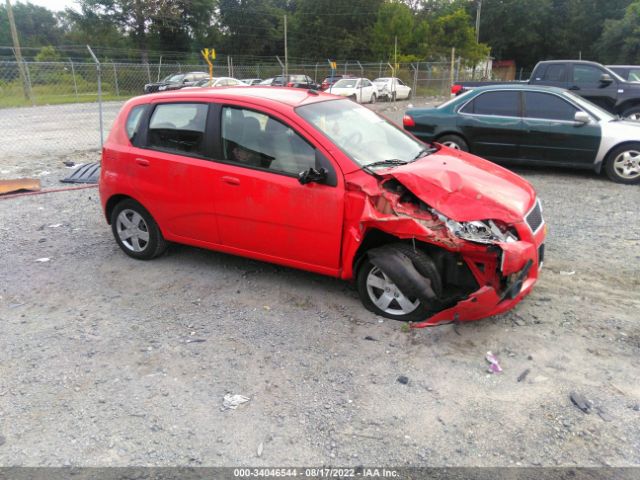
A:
[403, 85, 640, 184]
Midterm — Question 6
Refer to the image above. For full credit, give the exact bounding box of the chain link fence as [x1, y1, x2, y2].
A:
[0, 58, 481, 166]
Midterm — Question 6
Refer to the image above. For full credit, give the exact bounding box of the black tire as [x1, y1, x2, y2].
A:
[370, 93, 376, 104]
[603, 142, 640, 184]
[348, 94, 357, 102]
[621, 106, 640, 121]
[356, 243, 442, 322]
[437, 134, 469, 152]
[110, 199, 167, 260]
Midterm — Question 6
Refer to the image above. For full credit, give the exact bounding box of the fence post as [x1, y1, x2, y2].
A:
[87, 45, 104, 149]
[344, 61, 348, 75]
[455, 57, 461, 82]
[69, 59, 79, 100]
[145, 63, 151, 83]
[314, 62, 318, 82]
[22, 61, 34, 105]
[113, 63, 120, 97]
[412, 63, 418, 99]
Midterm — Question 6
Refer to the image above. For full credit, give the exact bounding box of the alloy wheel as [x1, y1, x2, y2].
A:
[365, 266, 420, 315]
[116, 209, 150, 252]
[613, 149, 640, 180]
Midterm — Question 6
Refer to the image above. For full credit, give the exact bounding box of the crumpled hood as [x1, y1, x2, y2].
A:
[382, 148, 537, 223]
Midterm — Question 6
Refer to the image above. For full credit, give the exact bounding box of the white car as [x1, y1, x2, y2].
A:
[373, 77, 412, 100]
[191, 77, 249, 88]
[328, 78, 378, 103]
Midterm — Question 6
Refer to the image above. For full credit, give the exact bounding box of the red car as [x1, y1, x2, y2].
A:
[99, 87, 546, 327]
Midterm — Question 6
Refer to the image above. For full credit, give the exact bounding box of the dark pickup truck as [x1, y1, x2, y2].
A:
[452, 60, 640, 120]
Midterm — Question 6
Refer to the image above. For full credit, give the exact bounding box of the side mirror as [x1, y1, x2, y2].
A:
[298, 167, 328, 185]
[600, 73, 613, 85]
[574, 111, 590, 124]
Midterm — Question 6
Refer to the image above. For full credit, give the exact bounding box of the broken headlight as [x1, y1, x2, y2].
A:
[446, 219, 517, 244]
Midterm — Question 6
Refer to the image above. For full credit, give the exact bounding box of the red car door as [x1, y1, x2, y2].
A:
[211, 105, 345, 274]
[130, 101, 221, 244]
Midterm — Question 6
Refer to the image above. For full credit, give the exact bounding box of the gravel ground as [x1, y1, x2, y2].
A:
[0, 98, 639, 467]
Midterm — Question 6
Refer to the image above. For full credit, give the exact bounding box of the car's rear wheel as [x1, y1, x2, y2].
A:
[356, 244, 441, 322]
[438, 134, 469, 152]
[604, 143, 640, 184]
[111, 199, 167, 260]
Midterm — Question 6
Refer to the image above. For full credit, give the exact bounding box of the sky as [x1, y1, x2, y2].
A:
[21, 0, 78, 12]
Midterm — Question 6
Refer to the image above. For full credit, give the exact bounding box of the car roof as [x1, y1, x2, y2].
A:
[607, 65, 639, 68]
[135, 86, 333, 107]
[466, 84, 568, 94]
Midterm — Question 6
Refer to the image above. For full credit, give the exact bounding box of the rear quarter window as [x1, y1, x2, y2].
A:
[126, 105, 146, 142]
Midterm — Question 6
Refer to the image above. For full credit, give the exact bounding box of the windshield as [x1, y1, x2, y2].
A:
[333, 79, 358, 88]
[562, 91, 614, 121]
[164, 74, 185, 83]
[296, 99, 427, 167]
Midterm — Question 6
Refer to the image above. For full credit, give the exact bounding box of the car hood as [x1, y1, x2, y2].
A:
[378, 148, 537, 223]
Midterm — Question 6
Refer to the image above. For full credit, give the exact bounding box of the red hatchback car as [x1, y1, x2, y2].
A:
[99, 87, 546, 327]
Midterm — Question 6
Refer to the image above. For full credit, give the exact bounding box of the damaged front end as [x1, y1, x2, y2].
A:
[342, 171, 546, 328]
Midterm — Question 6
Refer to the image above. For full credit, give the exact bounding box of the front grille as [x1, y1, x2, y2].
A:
[525, 199, 544, 233]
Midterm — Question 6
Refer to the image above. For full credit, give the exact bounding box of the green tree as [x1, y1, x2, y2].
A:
[372, 1, 414, 60]
[417, 8, 489, 64]
[289, 0, 383, 60]
[597, 0, 640, 63]
[0, 2, 62, 51]
[34, 45, 61, 61]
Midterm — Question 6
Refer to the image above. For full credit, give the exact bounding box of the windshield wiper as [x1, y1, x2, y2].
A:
[412, 147, 438, 160]
[364, 159, 410, 170]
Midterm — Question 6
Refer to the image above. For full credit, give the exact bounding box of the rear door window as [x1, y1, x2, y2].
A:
[460, 91, 520, 117]
[524, 92, 578, 121]
[147, 103, 208, 156]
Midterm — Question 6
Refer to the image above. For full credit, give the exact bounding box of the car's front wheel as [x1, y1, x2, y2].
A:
[604, 143, 640, 184]
[111, 199, 167, 259]
[356, 244, 441, 322]
[621, 106, 640, 121]
[370, 93, 376, 104]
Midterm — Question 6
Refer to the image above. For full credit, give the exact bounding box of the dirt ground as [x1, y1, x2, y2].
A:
[0, 99, 639, 467]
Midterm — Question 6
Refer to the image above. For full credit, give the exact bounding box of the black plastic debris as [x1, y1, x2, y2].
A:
[570, 391, 593, 414]
[61, 162, 100, 184]
[397, 375, 409, 385]
[517, 368, 530, 383]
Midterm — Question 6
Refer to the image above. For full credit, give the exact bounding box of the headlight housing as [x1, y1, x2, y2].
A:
[446, 219, 518, 244]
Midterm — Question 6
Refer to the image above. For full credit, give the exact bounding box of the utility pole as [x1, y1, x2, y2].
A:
[394, 35, 398, 68]
[6, 0, 31, 101]
[284, 14, 288, 77]
[475, 0, 482, 43]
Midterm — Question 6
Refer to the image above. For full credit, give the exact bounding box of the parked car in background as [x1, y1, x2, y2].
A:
[320, 74, 355, 91]
[607, 65, 640, 82]
[143, 72, 209, 93]
[373, 77, 412, 100]
[328, 78, 378, 103]
[451, 60, 640, 120]
[403, 84, 640, 184]
[262, 75, 320, 89]
[100, 87, 544, 326]
[240, 78, 263, 85]
[259, 78, 274, 85]
[191, 77, 248, 88]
